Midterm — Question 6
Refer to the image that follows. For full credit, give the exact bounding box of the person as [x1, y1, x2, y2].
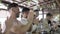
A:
[41, 13, 53, 34]
[5, 3, 34, 34]
[21, 8, 39, 34]
[21, 7, 32, 34]
[21, 7, 32, 32]
[32, 10, 39, 34]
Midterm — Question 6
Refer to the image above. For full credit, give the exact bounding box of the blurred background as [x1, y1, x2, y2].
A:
[0, 0, 60, 34]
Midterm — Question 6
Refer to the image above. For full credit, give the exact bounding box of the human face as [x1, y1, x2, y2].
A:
[34, 12, 37, 18]
[23, 11, 29, 18]
[12, 7, 20, 18]
[47, 16, 53, 20]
